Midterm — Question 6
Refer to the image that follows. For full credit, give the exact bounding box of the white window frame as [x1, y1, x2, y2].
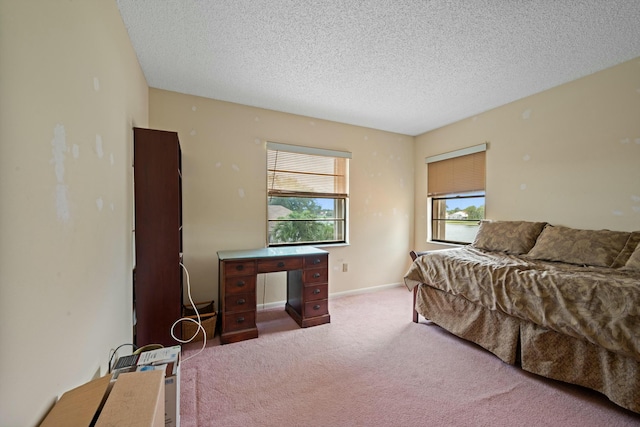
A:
[266, 141, 351, 247]
[426, 143, 487, 244]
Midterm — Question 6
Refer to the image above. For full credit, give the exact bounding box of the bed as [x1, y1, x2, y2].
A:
[404, 221, 640, 413]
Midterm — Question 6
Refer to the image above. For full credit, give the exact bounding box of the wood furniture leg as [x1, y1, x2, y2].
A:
[413, 286, 419, 323]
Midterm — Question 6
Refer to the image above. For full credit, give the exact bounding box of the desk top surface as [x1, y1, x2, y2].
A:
[217, 246, 328, 261]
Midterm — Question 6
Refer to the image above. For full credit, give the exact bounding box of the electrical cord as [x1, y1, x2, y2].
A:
[110, 263, 206, 371]
[170, 262, 207, 362]
[134, 344, 163, 354]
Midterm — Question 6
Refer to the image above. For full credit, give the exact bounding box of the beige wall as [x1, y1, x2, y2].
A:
[149, 89, 415, 305]
[0, 1, 148, 426]
[414, 58, 640, 252]
[2, 1, 638, 424]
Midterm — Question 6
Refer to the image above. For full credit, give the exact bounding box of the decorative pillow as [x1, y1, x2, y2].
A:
[612, 231, 640, 268]
[621, 241, 640, 271]
[471, 220, 547, 255]
[526, 225, 630, 267]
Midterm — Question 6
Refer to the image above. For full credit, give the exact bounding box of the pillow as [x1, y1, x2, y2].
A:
[471, 220, 547, 255]
[621, 241, 640, 271]
[526, 225, 630, 267]
[612, 231, 640, 268]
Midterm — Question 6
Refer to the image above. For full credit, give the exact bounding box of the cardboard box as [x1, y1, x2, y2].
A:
[41, 346, 181, 427]
[40, 371, 164, 427]
[131, 345, 181, 427]
[96, 370, 164, 427]
[163, 370, 180, 427]
[40, 374, 113, 427]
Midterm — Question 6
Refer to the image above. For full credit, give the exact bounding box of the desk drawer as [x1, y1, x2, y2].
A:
[303, 268, 328, 283]
[304, 299, 328, 317]
[258, 257, 303, 273]
[225, 293, 256, 313]
[223, 311, 256, 333]
[224, 275, 256, 295]
[224, 260, 257, 277]
[304, 254, 328, 269]
[303, 283, 328, 301]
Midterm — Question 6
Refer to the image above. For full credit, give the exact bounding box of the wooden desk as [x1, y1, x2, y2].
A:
[217, 247, 330, 344]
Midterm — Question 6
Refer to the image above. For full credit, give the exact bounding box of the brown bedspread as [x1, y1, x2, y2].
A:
[404, 247, 640, 361]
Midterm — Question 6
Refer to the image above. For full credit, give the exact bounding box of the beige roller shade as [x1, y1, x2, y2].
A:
[427, 150, 485, 196]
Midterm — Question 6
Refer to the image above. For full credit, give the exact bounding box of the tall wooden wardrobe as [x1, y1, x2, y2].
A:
[133, 127, 183, 347]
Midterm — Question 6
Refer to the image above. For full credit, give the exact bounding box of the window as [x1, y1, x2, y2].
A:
[267, 142, 350, 246]
[426, 144, 486, 244]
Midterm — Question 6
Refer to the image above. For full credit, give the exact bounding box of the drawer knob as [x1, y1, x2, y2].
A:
[313, 288, 321, 295]
[313, 304, 321, 310]
[313, 258, 321, 264]
[313, 273, 321, 279]
[277, 261, 285, 267]
[236, 265, 244, 271]
[237, 317, 245, 323]
[237, 298, 246, 305]
[236, 280, 245, 287]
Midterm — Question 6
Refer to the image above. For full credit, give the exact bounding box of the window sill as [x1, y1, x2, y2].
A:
[313, 242, 350, 248]
[268, 242, 350, 249]
[426, 240, 465, 249]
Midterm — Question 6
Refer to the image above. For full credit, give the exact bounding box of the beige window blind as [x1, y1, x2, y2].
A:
[267, 143, 349, 198]
[427, 146, 485, 196]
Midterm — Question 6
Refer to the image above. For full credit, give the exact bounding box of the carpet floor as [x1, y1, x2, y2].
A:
[180, 285, 640, 427]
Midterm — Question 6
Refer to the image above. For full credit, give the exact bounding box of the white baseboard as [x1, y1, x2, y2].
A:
[256, 282, 404, 311]
[330, 282, 404, 299]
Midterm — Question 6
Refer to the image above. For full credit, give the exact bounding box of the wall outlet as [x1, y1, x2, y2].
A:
[342, 263, 348, 272]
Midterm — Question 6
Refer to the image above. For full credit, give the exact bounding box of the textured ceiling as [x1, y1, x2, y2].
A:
[116, 1, 640, 136]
